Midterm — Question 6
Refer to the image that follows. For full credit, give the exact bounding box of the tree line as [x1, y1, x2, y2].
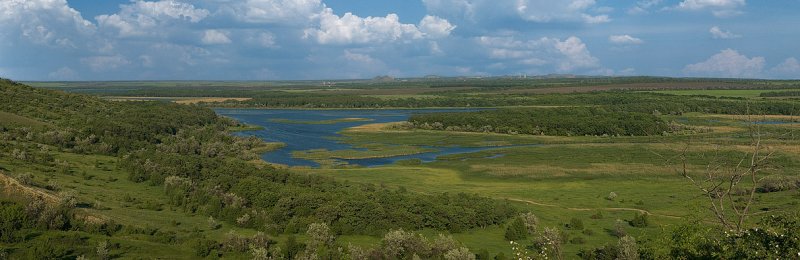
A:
[409, 107, 669, 136]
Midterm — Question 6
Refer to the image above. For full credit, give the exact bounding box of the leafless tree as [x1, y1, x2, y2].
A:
[657, 113, 784, 233]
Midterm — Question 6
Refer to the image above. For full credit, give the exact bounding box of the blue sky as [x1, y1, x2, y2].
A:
[1, 0, 798, 80]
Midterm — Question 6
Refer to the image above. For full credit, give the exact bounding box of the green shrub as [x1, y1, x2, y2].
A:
[568, 217, 585, 230]
[504, 217, 528, 241]
[628, 213, 650, 228]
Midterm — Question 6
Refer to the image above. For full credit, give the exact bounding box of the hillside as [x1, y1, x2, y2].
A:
[0, 79, 518, 259]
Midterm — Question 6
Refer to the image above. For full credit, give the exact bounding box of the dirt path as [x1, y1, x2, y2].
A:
[505, 198, 684, 219]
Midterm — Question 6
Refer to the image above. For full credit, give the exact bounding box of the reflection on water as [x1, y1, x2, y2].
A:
[215, 109, 517, 167]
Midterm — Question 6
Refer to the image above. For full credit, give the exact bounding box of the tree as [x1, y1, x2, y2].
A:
[96, 240, 109, 260]
[628, 213, 649, 228]
[306, 222, 334, 250]
[537, 227, 563, 260]
[520, 212, 539, 235]
[663, 114, 777, 233]
[444, 247, 475, 260]
[504, 217, 527, 241]
[617, 236, 639, 260]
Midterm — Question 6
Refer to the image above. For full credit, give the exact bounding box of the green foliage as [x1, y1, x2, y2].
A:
[568, 217, 585, 230]
[578, 244, 619, 260]
[628, 213, 649, 228]
[284, 235, 305, 259]
[640, 213, 800, 259]
[504, 217, 528, 241]
[409, 107, 669, 136]
[193, 237, 219, 257]
[760, 90, 800, 97]
[0, 200, 30, 242]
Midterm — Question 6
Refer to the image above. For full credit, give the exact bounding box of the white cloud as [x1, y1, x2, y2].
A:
[237, 0, 324, 24]
[582, 14, 611, 24]
[0, 0, 95, 47]
[554, 36, 599, 72]
[419, 16, 456, 38]
[249, 32, 277, 48]
[304, 9, 426, 44]
[97, 0, 209, 37]
[674, 0, 745, 17]
[202, 30, 232, 45]
[609, 35, 644, 44]
[343, 50, 379, 64]
[628, 0, 663, 14]
[684, 49, 764, 78]
[423, 0, 609, 26]
[81, 55, 131, 72]
[477, 35, 600, 72]
[770, 58, 800, 77]
[709, 26, 741, 39]
[677, 0, 745, 10]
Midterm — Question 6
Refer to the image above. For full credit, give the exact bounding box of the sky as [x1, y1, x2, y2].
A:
[0, 0, 798, 80]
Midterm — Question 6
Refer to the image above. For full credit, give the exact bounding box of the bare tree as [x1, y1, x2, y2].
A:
[658, 113, 781, 233]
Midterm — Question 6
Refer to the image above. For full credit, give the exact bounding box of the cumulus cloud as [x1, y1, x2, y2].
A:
[554, 37, 600, 72]
[582, 14, 611, 24]
[97, 0, 209, 37]
[304, 9, 454, 45]
[770, 58, 800, 78]
[674, 0, 745, 17]
[422, 0, 609, 27]
[202, 30, 232, 45]
[609, 35, 644, 44]
[0, 0, 95, 47]
[628, 0, 663, 14]
[677, 0, 745, 10]
[245, 32, 277, 48]
[419, 16, 456, 38]
[477, 35, 600, 73]
[684, 49, 764, 78]
[709, 26, 741, 39]
[236, 0, 324, 24]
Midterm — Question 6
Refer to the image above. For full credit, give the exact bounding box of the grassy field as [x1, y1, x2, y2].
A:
[286, 111, 800, 256]
[9, 77, 800, 258]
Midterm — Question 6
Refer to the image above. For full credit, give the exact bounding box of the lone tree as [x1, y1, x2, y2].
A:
[660, 113, 781, 233]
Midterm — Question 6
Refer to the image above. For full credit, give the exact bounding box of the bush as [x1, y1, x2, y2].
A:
[570, 236, 587, 244]
[757, 176, 800, 193]
[568, 217, 585, 230]
[193, 237, 219, 257]
[504, 218, 528, 241]
[628, 213, 649, 228]
[606, 192, 618, 201]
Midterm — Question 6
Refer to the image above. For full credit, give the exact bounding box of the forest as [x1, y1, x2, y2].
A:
[408, 107, 669, 136]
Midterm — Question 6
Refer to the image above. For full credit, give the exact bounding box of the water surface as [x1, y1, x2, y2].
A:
[215, 109, 512, 167]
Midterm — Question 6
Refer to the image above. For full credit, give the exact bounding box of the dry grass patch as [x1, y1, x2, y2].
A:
[174, 97, 252, 104]
[470, 163, 671, 178]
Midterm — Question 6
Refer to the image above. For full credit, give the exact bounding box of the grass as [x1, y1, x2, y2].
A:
[228, 124, 265, 131]
[293, 144, 435, 161]
[0, 111, 52, 128]
[286, 111, 800, 256]
[0, 148, 267, 258]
